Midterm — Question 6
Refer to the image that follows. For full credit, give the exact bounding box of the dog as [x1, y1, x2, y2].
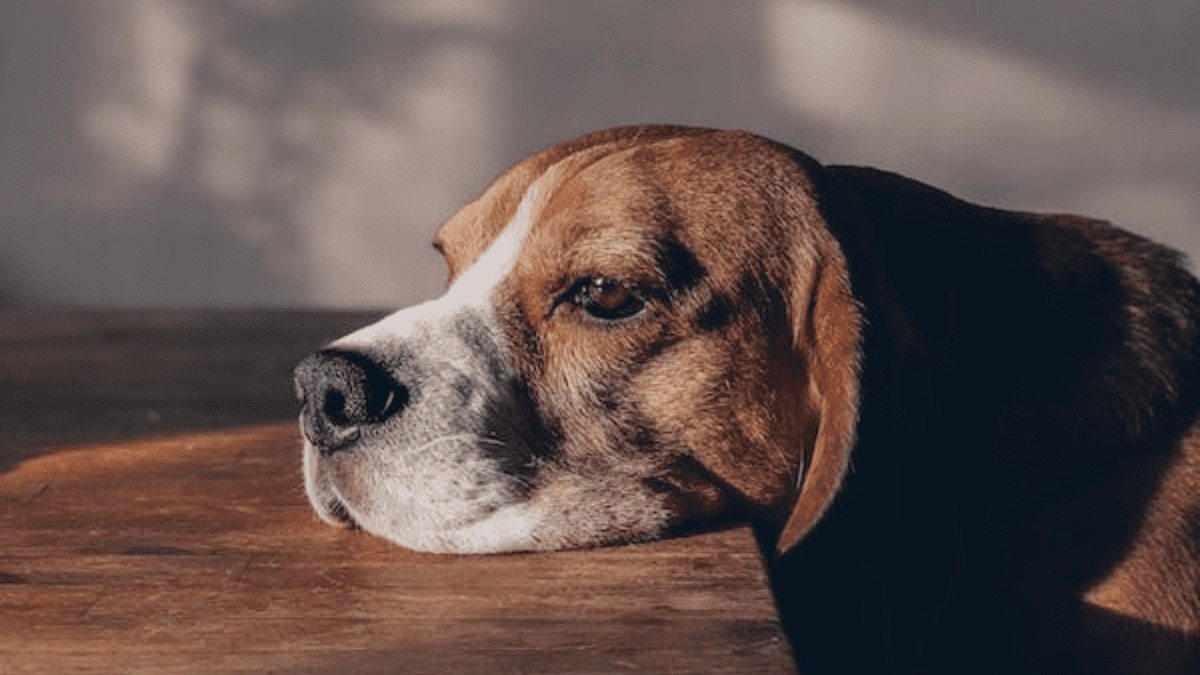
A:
[294, 125, 1200, 673]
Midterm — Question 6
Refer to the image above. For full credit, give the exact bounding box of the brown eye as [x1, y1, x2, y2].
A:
[571, 277, 646, 321]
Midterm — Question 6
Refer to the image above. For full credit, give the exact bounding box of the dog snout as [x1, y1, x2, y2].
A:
[294, 349, 409, 454]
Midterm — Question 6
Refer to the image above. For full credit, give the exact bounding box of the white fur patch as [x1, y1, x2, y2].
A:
[398, 503, 545, 554]
[310, 170, 556, 553]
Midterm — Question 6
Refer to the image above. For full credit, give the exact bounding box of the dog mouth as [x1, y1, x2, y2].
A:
[323, 495, 359, 530]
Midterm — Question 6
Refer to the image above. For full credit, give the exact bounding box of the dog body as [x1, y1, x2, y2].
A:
[295, 126, 1200, 672]
[777, 165, 1200, 673]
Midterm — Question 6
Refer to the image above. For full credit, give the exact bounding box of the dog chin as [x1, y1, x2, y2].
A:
[348, 501, 551, 555]
[303, 448, 543, 553]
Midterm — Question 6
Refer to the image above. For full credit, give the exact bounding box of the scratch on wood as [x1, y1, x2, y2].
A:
[21, 483, 49, 504]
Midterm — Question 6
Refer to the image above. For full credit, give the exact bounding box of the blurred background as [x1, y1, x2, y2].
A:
[2, 0, 1197, 310]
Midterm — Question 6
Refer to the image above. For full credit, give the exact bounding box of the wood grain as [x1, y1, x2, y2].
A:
[0, 311, 792, 673]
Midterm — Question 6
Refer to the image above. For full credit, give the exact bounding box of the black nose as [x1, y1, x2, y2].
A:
[294, 349, 409, 454]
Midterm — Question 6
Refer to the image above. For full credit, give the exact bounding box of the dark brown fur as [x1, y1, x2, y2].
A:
[773, 162, 1200, 674]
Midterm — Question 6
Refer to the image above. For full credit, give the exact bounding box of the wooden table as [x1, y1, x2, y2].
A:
[0, 310, 793, 673]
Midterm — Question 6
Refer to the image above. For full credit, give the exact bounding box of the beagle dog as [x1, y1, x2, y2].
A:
[295, 125, 1200, 673]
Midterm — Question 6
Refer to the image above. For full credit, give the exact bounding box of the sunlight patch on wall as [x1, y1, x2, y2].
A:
[83, 0, 200, 198]
[292, 38, 511, 307]
[762, 0, 1200, 266]
[368, 0, 512, 31]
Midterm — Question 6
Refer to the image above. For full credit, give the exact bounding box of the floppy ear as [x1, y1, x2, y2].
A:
[775, 237, 864, 557]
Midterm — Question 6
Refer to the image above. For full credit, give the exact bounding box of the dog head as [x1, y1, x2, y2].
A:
[295, 125, 863, 554]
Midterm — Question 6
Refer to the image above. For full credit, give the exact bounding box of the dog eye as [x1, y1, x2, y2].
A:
[571, 277, 646, 321]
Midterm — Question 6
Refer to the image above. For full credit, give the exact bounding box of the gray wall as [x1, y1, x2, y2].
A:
[2, 0, 1197, 309]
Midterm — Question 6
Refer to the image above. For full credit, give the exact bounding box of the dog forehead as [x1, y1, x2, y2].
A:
[434, 126, 700, 270]
[519, 139, 797, 290]
[433, 163, 542, 277]
[438, 127, 811, 301]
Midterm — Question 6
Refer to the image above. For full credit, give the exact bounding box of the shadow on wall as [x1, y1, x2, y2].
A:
[0, 258, 35, 309]
[0, 0, 1196, 308]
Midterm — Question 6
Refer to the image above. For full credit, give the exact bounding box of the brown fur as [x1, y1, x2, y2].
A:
[429, 125, 1200, 672]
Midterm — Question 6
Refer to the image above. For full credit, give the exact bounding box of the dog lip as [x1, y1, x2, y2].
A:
[325, 495, 359, 529]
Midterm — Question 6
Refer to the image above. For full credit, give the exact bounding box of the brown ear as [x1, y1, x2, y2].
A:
[775, 238, 864, 557]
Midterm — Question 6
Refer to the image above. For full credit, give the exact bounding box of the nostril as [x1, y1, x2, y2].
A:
[322, 389, 351, 428]
[365, 380, 408, 422]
